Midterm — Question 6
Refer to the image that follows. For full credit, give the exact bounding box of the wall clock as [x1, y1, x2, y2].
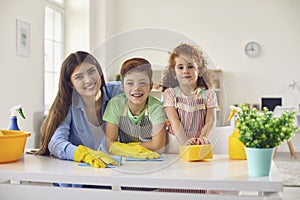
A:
[244, 41, 261, 58]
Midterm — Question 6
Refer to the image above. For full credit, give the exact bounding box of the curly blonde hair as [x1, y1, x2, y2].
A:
[161, 43, 213, 91]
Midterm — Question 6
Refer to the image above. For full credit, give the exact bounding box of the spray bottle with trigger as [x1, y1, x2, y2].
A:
[8, 105, 26, 130]
[227, 105, 246, 160]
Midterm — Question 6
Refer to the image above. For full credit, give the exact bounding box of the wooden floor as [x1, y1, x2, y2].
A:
[274, 152, 300, 199]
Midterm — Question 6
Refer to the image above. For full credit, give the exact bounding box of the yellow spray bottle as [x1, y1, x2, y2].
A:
[228, 106, 246, 160]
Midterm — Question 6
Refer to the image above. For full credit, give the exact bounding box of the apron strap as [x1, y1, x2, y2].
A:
[200, 88, 206, 106]
[174, 87, 207, 107]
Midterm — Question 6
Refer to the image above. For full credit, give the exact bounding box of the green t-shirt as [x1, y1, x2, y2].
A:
[103, 94, 166, 126]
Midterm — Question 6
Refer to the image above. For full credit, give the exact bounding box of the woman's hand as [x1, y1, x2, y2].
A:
[74, 145, 120, 168]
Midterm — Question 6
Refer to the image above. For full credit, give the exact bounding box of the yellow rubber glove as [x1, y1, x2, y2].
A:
[109, 142, 160, 159]
[74, 145, 120, 168]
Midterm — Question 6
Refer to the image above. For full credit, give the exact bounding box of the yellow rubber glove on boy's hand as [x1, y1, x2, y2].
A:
[74, 145, 120, 168]
[109, 142, 160, 159]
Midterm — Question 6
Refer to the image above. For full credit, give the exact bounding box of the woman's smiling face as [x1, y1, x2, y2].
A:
[70, 63, 101, 98]
[122, 70, 152, 105]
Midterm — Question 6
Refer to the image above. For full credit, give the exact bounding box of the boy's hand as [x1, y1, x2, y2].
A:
[109, 142, 160, 159]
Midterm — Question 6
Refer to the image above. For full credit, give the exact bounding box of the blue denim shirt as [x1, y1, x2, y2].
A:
[48, 81, 122, 160]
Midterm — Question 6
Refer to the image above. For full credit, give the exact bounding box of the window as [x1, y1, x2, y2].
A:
[44, 0, 64, 110]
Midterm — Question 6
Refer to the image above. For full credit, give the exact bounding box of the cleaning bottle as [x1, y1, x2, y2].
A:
[8, 105, 26, 130]
[227, 106, 246, 160]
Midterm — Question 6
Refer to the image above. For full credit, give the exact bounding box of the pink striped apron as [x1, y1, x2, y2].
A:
[169, 87, 206, 139]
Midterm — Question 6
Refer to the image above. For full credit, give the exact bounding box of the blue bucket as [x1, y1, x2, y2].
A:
[245, 147, 274, 177]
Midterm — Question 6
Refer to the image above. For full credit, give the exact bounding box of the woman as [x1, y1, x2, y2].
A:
[36, 51, 122, 168]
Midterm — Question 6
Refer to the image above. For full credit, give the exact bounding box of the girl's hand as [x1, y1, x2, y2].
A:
[187, 137, 210, 145]
[187, 138, 199, 145]
[198, 136, 210, 145]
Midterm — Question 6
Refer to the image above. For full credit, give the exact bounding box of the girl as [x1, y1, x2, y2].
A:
[161, 43, 218, 150]
[36, 51, 121, 168]
[103, 58, 166, 159]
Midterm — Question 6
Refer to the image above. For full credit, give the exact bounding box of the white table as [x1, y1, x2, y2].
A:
[0, 154, 283, 200]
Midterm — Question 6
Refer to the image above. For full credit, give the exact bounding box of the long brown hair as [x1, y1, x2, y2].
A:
[161, 43, 213, 91]
[36, 51, 106, 156]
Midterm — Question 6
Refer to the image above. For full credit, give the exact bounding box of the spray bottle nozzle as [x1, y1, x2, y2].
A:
[227, 105, 241, 121]
[10, 105, 26, 119]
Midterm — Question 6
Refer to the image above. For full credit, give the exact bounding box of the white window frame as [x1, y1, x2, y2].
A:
[44, 0, 65, 111]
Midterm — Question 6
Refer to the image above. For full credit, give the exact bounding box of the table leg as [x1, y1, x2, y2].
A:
[287, 141, 297, 159]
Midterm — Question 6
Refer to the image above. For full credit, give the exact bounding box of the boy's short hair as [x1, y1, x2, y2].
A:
[120, 58, 152, 83]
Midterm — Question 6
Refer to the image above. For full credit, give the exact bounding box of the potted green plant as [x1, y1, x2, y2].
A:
[235, 104, 299, 176]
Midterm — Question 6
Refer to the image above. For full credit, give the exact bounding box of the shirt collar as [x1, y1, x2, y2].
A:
[71, 89, 85, 111]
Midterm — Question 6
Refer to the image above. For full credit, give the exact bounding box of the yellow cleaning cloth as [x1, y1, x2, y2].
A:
[180, 144, 213, 161]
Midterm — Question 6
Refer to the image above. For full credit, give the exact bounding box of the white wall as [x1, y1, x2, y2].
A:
[1, 0, 299, 152]
[94, 0, 300, 116]
[0, 0, 45, 147]
[65, 0, 90, 54]
[89, 0, 300, 151]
